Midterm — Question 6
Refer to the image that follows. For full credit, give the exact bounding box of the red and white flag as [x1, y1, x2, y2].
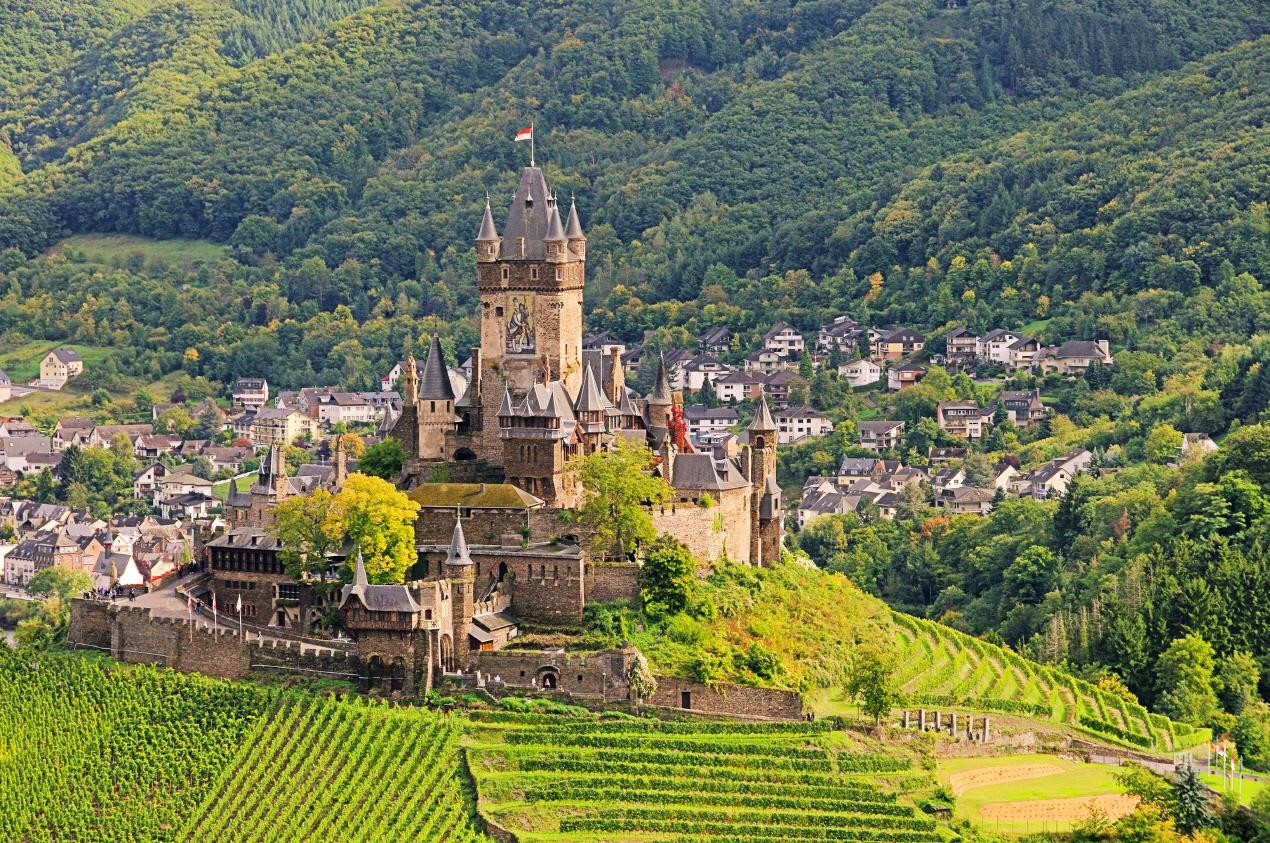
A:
[514, 126, 533, 142]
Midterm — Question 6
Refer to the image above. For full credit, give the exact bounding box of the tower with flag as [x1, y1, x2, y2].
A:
[514, 123, 534, 166]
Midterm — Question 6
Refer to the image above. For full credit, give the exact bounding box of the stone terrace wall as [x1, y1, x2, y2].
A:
[476, 648, 633, 702]
[648, 677, 804, 720]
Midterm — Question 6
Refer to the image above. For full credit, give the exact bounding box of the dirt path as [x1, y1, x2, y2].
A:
[948, 764, 1064, 796]
[979, 793, 1138, 823]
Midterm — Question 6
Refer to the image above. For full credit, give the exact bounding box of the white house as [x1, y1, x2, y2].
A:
[763, 323, 804, 356]
[857, 420, 905, 452]
[837, 358, 881, 388]
[774, 406, 832, 445]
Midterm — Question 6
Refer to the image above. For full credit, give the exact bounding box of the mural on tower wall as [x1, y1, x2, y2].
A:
[506, 294, 535, 354]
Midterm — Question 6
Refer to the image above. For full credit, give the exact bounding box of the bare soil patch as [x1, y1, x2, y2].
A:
[979, 793, 1138, 823]
[948, 763, 1064, 796]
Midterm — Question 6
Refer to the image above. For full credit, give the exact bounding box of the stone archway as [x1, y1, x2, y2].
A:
[454, 447, 477, 461]
[537, 666, 560, 691]
[438, 634, 453, 673]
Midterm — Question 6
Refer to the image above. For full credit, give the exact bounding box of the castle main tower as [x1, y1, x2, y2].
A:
[474, 168, 586, 463]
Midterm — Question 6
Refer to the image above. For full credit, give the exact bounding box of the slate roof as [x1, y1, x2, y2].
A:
[500, 167, 555, 261]
[49, 347, 83, 364]
[339, 551, 420, 613]
[662, 452, 749, 491]
[419, 335, 455, 401]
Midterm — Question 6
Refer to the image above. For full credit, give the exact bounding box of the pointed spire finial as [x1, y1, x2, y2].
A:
[446, 517, 472, 566]
[353, 547, 369, 589]
[648, 353, 672, 405]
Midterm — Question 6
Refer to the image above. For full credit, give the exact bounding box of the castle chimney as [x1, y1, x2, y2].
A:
[470, 348, 482, 396]
[605, 346, 622, 405]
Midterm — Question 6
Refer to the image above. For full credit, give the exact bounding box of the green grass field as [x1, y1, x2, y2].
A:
[49, 233, 229, 267]
[0, 340, 112, 384]
[938, 753, 1130, 835]
[1202, 772, 1266, 807]
[213, 473, 257, 501]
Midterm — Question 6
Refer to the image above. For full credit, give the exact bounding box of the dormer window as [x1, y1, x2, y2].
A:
[525, 195, 534, 209]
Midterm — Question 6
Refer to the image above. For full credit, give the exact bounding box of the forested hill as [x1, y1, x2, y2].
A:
[0, 0, 1265, 283]
[0, 0, 1267, 392]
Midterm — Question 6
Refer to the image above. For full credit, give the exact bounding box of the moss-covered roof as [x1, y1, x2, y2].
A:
[407, 482, 543, 509]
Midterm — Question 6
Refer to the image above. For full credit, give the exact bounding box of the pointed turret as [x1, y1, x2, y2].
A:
[647, 354, 673, 406]
[476, 198, 500, 263]
[501, 167, 553, 260]
[419, 336, 454, 401]
[544, 205, 567, 263]
[749, 392, 777, 435]
[350, 549, 369, 599]
[565, 197, 585, 239]
[446, 517, 472, 566]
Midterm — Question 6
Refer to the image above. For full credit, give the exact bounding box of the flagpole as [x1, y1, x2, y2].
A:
[530, 121, 535, 168]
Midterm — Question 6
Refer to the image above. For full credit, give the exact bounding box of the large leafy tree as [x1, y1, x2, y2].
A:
[273, 474, 419, 586]
[845, 642, 904, 725]
[1154, 634, 1220, 726]
[329, 474, 420, 584]
[576, 440, 672, 559]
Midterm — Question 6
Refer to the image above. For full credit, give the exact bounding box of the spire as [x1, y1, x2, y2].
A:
[347, 547, 370, 605]
[544, 205, 566, 242]
[749, 392, 777, 434]
[564, 197, 585, 240]
[476, 197, 499, 242]
[575, 362, 611, 413]
[446, 517, 472, 566]
[647, 354, 673, 406]
[418, 335, 454, 401]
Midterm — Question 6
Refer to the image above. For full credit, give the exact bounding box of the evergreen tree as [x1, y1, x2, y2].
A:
[1172, 766, 1211, 835]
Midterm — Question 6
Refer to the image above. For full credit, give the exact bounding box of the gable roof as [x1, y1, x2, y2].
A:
[47, 347, 83, 364]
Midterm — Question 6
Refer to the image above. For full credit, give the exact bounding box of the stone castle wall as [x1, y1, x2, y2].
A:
[583, 562, 641, 605]
[651, 485, 752, 564]
[482, 551, 585, 624]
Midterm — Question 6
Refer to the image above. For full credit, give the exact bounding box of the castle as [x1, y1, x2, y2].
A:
[201, 165, 784, 695]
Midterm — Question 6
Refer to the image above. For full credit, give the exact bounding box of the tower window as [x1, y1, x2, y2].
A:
[495, 306, 504, 317]
[501, 266, 510, 281]
[530, 266, 538, 281]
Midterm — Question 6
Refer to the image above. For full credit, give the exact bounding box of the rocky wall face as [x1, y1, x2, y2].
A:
[68, 598, 111, 649]
[478, 551, 585, 624]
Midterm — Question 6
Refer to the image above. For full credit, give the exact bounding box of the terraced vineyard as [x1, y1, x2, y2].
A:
[890, 613, 1210, 754]
[465, 710, 941, 842]
[180, 696, 491, 843]
[0, 647, 269, 842]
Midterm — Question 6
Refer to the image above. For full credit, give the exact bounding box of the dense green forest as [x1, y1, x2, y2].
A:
[0, 0, 1265, 395]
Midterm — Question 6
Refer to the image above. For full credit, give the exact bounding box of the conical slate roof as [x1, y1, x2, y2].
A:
[544, 205, 566, 242]
[564, 198, 584, 239]
[446, 518, 472, 566]
[501, 167, 553, 260]
[419, 335, 454, 401]
[575, 364, 612, 413]
[749, 392, 777, 433]
[476, 199, 498, 242]
[647, 355, 673, 406]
